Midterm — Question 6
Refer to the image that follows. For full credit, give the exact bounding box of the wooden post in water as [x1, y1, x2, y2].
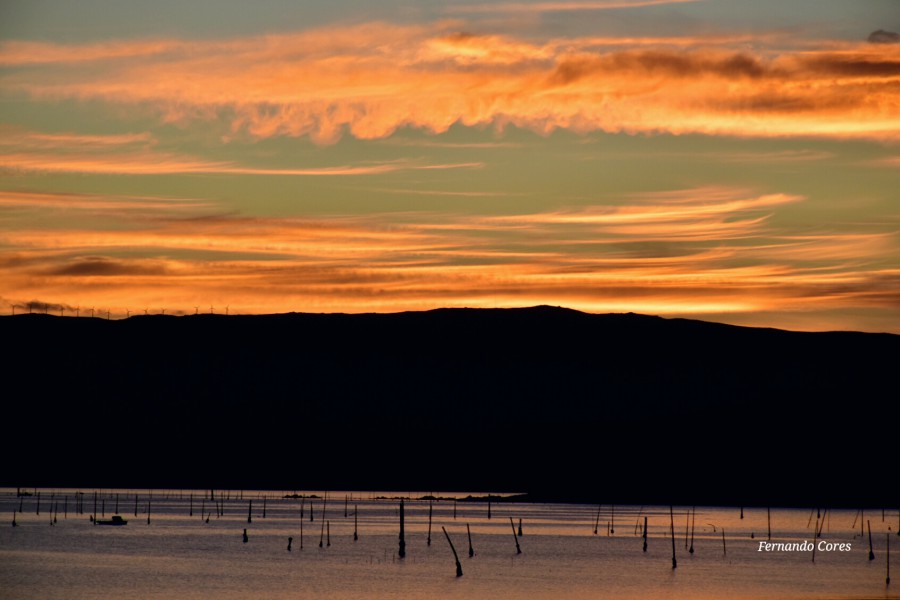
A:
[594, 504, 601, 535]
[689, 508, 695, 554]
[518, 517, 523, 537]
[812, 516, 818, 563]
[488, 495, 491, 520]
[510, 517, 521, 554]
[427, 502, 433, 546]
[685, 509, 690, 548]
[319, 513, 326, 548]
[869, 520, 875, 560]
[670, 506, 677, 569]
[147, 492, 151, 525]
[354, 506, 358, 541]
[399, 499, 406, 559]
[263, 497, 266, 519]
[643, 516, 648, 552]
[861, 509, 865, 538]
[816, 509, 827, 538]
[327, 521, 331, 547]
[887, 533, 891, 585]
[248, 500, 252, 524]
[722, 528, 726, 557]
[740, 506, 744, 519]
[12, 511, 16, 527]
[768, 507, 771, 540]
[467, 523, 475, 557]
[36, 491, 40, 516]
[300, 511, 304, 549]
[442, 526, 463, 577]
[611, 505, 615, 535]
[134, 494, 138, 517]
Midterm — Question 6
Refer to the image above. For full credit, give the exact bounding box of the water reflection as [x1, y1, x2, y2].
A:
[1, 489, 896, 599]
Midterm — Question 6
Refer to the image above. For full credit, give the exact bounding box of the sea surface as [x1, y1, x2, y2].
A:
[1, 489, 896, 599]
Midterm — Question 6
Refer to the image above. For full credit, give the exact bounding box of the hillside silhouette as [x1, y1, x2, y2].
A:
[3, 306, 896, 507]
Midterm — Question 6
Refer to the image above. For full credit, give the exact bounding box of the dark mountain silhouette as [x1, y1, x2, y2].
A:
[2, 306, 896, 507]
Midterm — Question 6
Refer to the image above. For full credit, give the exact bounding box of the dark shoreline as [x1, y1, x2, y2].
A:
[3, 306, 897, 508]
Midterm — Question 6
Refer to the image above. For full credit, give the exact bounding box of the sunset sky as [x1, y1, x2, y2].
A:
[2, 0, 898, 332]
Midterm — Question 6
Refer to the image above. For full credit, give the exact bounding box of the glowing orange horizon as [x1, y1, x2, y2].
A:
[3, 187, 897, 332]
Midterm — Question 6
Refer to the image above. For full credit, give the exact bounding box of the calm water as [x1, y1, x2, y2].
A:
[1, 489, 897, 600]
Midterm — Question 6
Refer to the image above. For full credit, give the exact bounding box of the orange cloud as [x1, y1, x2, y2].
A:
[0, 189, 212, 212]
[3, 24, 898, 143]
[445, 0, 702, 14]
[3, 187, 898, 330]
[0, 128, 483, 175]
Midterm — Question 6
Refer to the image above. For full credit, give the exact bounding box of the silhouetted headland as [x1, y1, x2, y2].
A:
[3, 306, 897, 508]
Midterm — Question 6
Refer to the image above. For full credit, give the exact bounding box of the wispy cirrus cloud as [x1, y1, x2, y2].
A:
[444, 0, 702, 14]
[2, 22, 898, 144]
[0, 152, 482, 176]
[3, 186, 897, 328]
[0, 189, 213, 212]
[872, 156, 900, 167]
[0, 127, 483, 176]
[0, 39, 186, 65]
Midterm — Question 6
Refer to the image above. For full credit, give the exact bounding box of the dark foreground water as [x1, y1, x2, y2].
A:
[1, 489, 896, 599]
